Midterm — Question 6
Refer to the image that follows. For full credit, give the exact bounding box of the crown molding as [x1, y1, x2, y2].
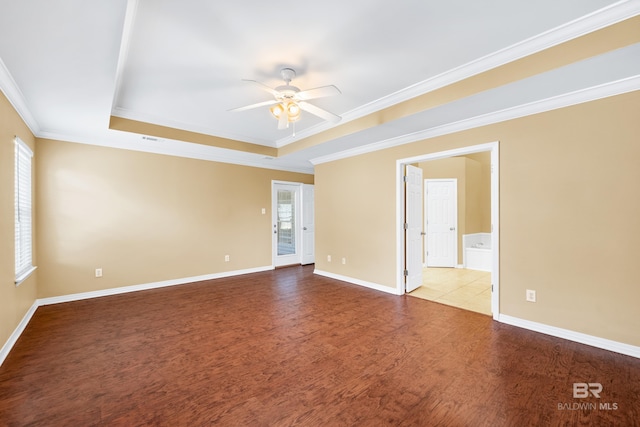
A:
[2, 0, 637, 174]
[311, 75, 640, 165]
[278, 0, 640, 148]
[0, 57, 40, 135]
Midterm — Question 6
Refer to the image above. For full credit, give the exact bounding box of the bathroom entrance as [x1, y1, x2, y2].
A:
[399, 142, 499, 318]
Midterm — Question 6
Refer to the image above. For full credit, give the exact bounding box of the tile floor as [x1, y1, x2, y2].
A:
[408, 267, 492, 315]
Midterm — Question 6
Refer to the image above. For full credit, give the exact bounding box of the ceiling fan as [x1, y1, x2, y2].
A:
[229, 68, 342, 130]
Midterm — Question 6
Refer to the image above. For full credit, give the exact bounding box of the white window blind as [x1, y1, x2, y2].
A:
[15, 137, 35, 284]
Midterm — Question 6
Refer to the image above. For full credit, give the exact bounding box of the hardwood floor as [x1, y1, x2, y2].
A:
[1, 265, 639, 426]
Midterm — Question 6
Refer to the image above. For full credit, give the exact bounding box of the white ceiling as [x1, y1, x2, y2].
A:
[1, 0, 639, 173]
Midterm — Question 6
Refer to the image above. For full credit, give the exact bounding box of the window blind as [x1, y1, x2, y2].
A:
[15, 137, 35, 284]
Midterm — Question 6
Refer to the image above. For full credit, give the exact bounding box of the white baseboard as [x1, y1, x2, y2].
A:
[0, 301, 39, 367]
[314, 269, 403, 295]
[498, 314, 640, 359]
[0, 266, 274, 367]
[313, 271, 640, 359]
[423, 264, 464, 269]
[37, 266, 274, 306]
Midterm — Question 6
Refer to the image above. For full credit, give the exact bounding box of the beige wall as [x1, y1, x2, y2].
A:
[466, 152, 491, 232]
[35, 139, 312, 298]
[0, 92, 38, 350]
[2, 88, 313, 352]
[315, 91, 640, 347]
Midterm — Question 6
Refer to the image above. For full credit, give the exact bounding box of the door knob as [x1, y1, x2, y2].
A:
[303, 227, 308, 230]
[450, 227, 456, 231]
[420, 231, 426, 236]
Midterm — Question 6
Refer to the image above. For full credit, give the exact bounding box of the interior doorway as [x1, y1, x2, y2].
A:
[397, 142, 500, 319]
[272, 181, 315, 267]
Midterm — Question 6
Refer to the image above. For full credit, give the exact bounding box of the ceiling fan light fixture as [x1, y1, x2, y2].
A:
[270, 102, 301, 123]
[270, 104, 283, 118]
[231, 68, 341, 130]
[286, 102, 301, 122]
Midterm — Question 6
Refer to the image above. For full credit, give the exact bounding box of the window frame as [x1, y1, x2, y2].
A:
[14, 136, 36, 285]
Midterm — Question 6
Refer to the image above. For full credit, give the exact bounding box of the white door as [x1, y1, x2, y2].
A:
[301, 184, 315, 265]
[273, 183, 301, 267]
[405, 165, 423, 293]
[425, 179, 457, 268]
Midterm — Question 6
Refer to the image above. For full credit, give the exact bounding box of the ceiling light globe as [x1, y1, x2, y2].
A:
[270, 104, 283, 118]
[288, 103, 300, 115]
[287, 102, 301, 122]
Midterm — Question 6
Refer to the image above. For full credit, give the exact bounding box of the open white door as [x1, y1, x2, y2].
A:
[301, 184, 315, 265]
[405, 165, 423, 293]
[425, 179, 457, 268]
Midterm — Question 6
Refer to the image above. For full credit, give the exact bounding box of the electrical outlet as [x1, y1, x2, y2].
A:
[261, 208, 266, 215]
[225, 255, 230, 262]
[526, 289, 536, 302]
[95, 268, 102, 278]
[342, 257, 346, 265]
[327, 255, 331, 262]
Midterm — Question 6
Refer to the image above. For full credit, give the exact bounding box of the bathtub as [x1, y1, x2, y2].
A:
[463, 233, 492, 272]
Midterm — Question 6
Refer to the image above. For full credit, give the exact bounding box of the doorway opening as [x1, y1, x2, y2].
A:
[397, 142, 499, 319]
[272, 181, 315, 267]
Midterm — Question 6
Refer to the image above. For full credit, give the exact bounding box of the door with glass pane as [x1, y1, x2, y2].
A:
[273, 183, 301, 266]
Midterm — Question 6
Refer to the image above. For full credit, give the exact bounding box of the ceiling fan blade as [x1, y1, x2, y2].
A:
[296, 85, 341, 101]
[298, 101, 341, 123]
[277, 111, 289, 130]
[228, 99, 278, 112]
[242, 79, 280, 97]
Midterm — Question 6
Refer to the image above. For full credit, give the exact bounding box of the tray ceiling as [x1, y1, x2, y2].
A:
[1, 0, 638, 173]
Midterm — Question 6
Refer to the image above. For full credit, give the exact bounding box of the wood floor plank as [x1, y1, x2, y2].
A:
[1, 265, 639, 426]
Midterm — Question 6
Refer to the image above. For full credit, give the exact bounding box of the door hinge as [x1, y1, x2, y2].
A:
[404, 269, 409, 277]
[491, 284, 494, 292]
[404, 223, 408, 230]
[403, 175, 408, 183]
